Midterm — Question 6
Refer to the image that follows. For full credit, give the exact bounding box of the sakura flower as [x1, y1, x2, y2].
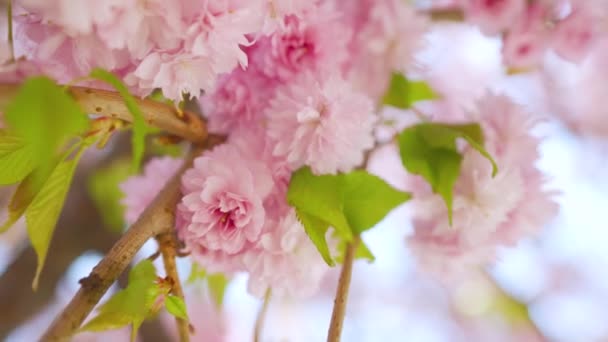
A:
[501, 4, 552, 69]
[266, 72, 376, 175]
[243, 210, 332, 298]
[342, 0, 428, 100]
[120, 157, 183, 225]
[251, 4, 351, 81]
[126, 52, 216, 100]
[542, 39, 608, 138]
[201, 66, 276, 134]
[551, 6, 600, 63]
[179, 143, 274, 255]
[459, 0, 527, 35]
[405, 93, 558, 279]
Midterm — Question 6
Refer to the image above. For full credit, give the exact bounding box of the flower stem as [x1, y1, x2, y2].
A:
[157, 231, 190, 342]
[41, 145, 204, 341]
[254, 288, 272, 342]
[327, 236, 360, 342]
[6, 0, 14, 62]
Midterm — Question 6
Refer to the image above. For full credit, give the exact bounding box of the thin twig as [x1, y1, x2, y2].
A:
[421, 7, 465, 22]
[156, 231, 190, 342]
[6, 0, 14, 62]
[482, 271, 546, 340]
[327, 236, 360, 342]
[40, 146, 203, 342]
[253, 288, 272, 342]
[0, 84, 208, 144]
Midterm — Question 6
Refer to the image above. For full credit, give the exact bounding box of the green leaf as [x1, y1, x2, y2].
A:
[295, 210, 334, 266]
[80, 260, 159, 338]
[287, 167, 351, 238]
[0, 157, 61, 233]
[4, 77, 88, 167]
[335, 237, 375, 263]
[0, 130, 36, 185]
[355, 240, 375, 262]
[87, 159, 132, 232]
[207, 273, 228, 308]
[382, 73, 438, 109]
[165, 295, 188, 320]
[341, 171, 411, 234]
[25, 146, 85, 289]
[89, 68, 147, 172]
[288, 167, 410, 266]
[397, 122, 498, 224]
[187, 262, 207, 284]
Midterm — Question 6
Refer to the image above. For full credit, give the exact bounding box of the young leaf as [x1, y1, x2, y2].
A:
[4, 77, 88, 166]
[288, 167, 410, 265]
[165, 295, 188, 320]
[382, 73, 438, 109]
[87, 159, 132, 232]
[0, 130, 36, 185]
[287, 167, 351, 238]
[187, 262, 207, 284]
[25, 147, 85, 289]
[207, 273, 229, 308]
[0, 159, 61, 233]
[335, 237, 375, 263]
[80, 260, 158, 338]
[295, 209, 334, 266]
[341, 171, 411, 234]
[89, 68, 147, 172]
[397, 122, 498, 224]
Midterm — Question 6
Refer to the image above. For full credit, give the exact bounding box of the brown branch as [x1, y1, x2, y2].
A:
[0, 134, 132, 340]
[40, 145, 203, 342]
[253, 289, 271, 342]
[327, 236, 360, 342]
[156, 231, 189, 342]
[0, 84, 207, 144]
[420, 7, 465, 22]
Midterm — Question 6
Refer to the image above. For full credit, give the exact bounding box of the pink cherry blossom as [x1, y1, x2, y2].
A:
[250, 3, 351, 82]
[459, 0, 527, 35]
[120, 157, 183, 225]
[201, 65, 276, 134]
[341, 0, 428, 100]
[542, 38, 608, 138]
[243, 210, 332, 298]
[551, 6, 599, 63]
[501, 4, 551, 69]
[405, 93, 558, 279]
[179, 143, 274, 255]
[266, 72, 376, 175]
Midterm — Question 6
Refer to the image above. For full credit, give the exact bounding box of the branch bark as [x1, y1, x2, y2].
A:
[421, 7, 465, 22]
[327, 236, 360, 342]
[156, 231, 189, 342]
[40, 145, 202, 342]
[0, 84, 207, 144]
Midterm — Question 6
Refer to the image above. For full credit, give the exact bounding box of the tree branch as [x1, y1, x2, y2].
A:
[420, 7, 465, 22]
[40, 145, 203, 342]
[0, 84, 207, 144]
[156, 231, 189, 342]
[327, 236, 360, 342]
[6, 0, 14, 62]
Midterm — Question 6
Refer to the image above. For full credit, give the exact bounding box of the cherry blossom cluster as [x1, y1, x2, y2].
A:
[3, 0, 564, 299]
[406, 94, 559, 280]
[174, 0, 427, 298]
[458, 0, 607, 68]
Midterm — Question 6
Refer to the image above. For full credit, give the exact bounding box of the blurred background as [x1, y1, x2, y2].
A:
[2, 10, 608, 342]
